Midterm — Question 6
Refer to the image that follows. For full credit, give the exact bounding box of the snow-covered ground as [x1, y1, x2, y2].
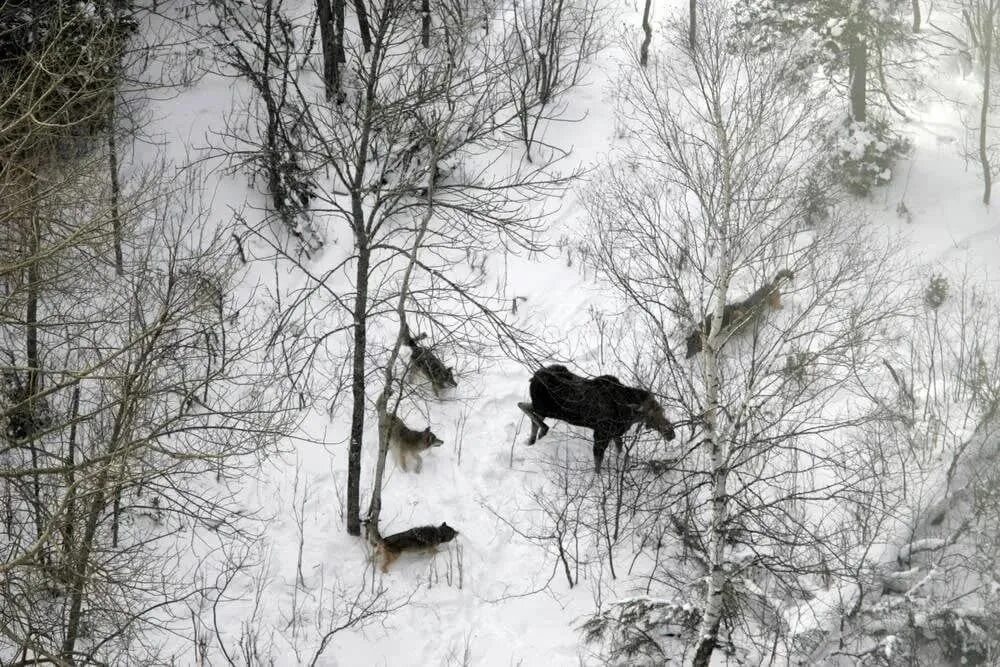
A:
[119, 1, 1000, 664]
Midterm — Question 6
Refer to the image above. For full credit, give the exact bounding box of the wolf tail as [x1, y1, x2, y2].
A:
[772, 269, 794, 285]
[400, 320, 428, 349]
[401, 321, 417, 349]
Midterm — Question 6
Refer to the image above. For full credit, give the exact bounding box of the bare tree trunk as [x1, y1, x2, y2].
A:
[334, 0, 346, 64]
[62, 460, 111, 661]
[367, 142, 438, 538]
[640, 0, 653, 67]
[849, 33, 867, 122]
[346, 202, 369, 537]
[692, 71, 735, 660]
[689, 0, 696, 50]
[912, 0, 921, 31]
[981, 7, 994, 205]
[25, 217, 44, 553]
[62, 353, 145, 660]
[354, 0, 372, 52]
[691, 262, 733, 667]
[317, 0, 338, 100]
[108, 108, 123, 276]
[421, 0, 430, 47]
[62, 384, 81, 566]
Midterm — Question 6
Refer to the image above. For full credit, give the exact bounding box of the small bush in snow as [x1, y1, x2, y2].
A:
[783, 350, 812, 386]
[830, 117, 910, 196]
[800, 168, 834, 226]
[935, 609, 995, 665]
[580, 597, 702, 665]
[923, 275, 949, 310]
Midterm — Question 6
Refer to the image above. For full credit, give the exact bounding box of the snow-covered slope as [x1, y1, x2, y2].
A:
[122, 1, 1000, 664]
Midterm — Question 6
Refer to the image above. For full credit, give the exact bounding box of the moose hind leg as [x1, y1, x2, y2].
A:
[518, 402, 548, 444]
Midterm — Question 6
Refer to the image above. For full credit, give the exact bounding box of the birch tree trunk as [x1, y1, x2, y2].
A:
[692, 70, 735, 663]
[980, 5, 994, 205]
[690, 305, 731, 666]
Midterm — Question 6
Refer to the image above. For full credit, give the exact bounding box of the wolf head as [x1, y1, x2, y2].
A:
[441, 367, 458, 388]
[421, 428, 444, 449]
[437, 522, 459, 542]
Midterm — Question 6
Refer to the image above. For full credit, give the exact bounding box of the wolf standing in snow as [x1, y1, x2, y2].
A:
[685, 269, 794, 358]
[374, 522, 459, 572]
[383, 412, 443, 473]
[402, 322, 458, 397]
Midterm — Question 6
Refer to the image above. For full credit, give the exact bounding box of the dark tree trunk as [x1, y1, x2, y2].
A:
[108, 112, 123, 276]
[353, 0, 372, 52]
[640, 0, 653, 66]
[317, 0, 338, 100]
[62, 384, 80, 565]
[334, 0, 346, 63]
[346, 208, 370, 537]
[63, 463, 111, 660]
[25, 221, 44, 553]
[912, 0, 921, 32]
[848, 34, 867, 122]
[63, 401, 130, 659]
[689, 0, 696, 49]
[421, 0, 430, 47]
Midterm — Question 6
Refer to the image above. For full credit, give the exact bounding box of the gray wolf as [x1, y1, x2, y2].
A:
[376, 522, 459, 572]
[403, 322, 457, 397]
[685, 269, 794, 358]
[384, 412, 443, 473]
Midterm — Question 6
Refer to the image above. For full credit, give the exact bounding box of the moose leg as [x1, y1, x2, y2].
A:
[613, 436, 624, 452]
[592, 435, 611, 473]
[517, 402, 549, 444]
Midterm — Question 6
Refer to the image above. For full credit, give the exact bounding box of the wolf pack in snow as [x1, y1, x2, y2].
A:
[373, 270, 792, 571]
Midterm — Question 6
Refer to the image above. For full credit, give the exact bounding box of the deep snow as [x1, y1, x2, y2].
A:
[118, 1, 1000, 664]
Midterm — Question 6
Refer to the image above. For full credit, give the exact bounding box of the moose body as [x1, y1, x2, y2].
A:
[517, 365, 675, 472]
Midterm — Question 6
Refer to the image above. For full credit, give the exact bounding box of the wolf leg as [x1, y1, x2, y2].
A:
[381, 548, 399, 573]
[394, 447, 409, 472]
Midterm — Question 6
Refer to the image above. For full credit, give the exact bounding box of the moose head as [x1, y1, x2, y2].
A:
[637, 395, 676, 441]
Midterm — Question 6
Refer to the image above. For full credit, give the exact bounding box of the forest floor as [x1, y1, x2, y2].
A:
[129, 2, 1000, 664]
